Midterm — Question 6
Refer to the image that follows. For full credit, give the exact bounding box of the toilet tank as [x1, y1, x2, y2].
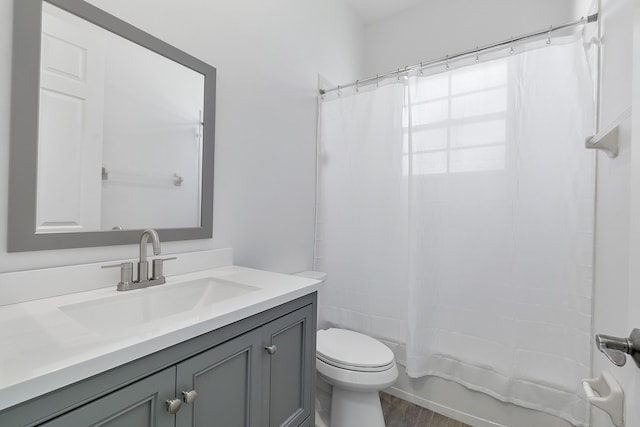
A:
[294, 271, 327, 282]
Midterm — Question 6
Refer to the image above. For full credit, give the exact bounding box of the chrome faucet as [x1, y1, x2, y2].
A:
[138, 229, 161, 282]
[102, 229, 175, 291]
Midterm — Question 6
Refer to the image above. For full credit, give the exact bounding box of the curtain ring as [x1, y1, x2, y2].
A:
[445, 54, 450, 70]
[419, 62, 424, 75]
[475, 46, 480, 63]
[397, 68, 400, 81]
[547, 25, 552, 45]
[337, 85, 341, 96]
[376, 74, 379, 88]
[355, 80, 359, 93]
[509, 37, 514, 54]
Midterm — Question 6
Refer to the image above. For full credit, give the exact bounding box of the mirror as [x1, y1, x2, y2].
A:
[9, 0, 216, 251]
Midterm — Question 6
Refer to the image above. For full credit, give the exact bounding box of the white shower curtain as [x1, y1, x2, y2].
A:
[316, 37, 595, 426]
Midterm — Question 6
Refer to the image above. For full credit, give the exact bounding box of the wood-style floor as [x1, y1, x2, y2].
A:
[380, 392, 471, 427]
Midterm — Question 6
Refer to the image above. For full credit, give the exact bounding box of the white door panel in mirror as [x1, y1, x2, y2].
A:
[37, 4, 105, 233]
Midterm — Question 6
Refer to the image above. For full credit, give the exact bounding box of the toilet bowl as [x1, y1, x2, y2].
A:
[316, 328, 398, 427]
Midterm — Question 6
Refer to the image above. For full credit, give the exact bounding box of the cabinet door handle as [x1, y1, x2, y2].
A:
[166, 398, 182, 414]
[182, 390, 198, 404]
[265, 345, 277, 355]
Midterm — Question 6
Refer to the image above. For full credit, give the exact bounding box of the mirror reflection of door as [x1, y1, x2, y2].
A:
[36, 2, 105, 233]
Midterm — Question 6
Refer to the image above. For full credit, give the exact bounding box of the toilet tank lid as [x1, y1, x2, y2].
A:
[293, 271, 327, 281]
[316, 328, 394, 369]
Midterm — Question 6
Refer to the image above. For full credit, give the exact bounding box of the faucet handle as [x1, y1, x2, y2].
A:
[596, 334, 629, 367]
[102, 262, 134, 289]
[151, 257, 177, 281]
[596, 329, 640, 368]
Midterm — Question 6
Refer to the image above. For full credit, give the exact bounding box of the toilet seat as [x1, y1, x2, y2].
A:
[316, 328, 395, 372]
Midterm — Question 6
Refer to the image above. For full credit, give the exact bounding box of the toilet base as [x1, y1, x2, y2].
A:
[330, 387, 385, 427]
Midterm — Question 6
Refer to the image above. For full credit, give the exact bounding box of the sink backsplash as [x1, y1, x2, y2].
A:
[0, 248, 233, 307]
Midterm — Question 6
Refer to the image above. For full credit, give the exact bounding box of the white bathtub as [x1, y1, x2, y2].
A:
[387, 363, 575, 427]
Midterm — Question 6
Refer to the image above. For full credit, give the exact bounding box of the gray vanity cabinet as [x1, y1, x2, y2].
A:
[0, 293, 316, 427]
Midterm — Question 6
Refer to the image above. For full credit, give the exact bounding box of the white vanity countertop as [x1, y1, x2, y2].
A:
[0, 265, 321, 412]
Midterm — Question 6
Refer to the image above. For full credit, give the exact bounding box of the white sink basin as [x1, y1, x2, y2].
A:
[59, 278, 260, 333]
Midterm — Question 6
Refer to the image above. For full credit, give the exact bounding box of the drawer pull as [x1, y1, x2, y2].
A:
[265, 345, 277, 355]
[182, 390, 198, 404]
[166, 398, 182, 414]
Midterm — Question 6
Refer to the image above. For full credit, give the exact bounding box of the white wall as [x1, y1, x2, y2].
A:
[0, 1, 364, 275]
[622, 2, 640, 427]
[361, 1, 634, 426]
[590, 0, 634, 426]
[363, 0, 575, 76]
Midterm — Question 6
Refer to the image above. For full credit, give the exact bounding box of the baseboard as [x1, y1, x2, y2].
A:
[385, 386, 507, 427]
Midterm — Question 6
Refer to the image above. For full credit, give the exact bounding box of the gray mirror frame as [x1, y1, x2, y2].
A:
[8, 0, 215, 252]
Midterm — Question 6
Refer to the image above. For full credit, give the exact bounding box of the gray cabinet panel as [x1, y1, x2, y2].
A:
[40, 367, 176, 427]
[269, 322, 303, 424]
[262, 304, 314, 427]
[176, 329, 261, 427]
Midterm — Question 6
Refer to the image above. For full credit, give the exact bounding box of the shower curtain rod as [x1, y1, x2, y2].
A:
[319, 13, 598, 95]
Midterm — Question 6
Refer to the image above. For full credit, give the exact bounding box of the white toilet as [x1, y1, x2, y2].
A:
[316, 328, 398, 427]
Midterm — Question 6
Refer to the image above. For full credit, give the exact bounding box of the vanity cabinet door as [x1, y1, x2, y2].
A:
[39, 367, 176, 427]
[261, 304, 314, 427]
[175, 329, 262, 427]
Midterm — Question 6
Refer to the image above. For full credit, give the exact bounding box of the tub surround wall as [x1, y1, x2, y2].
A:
[0, 0, 364, 275]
